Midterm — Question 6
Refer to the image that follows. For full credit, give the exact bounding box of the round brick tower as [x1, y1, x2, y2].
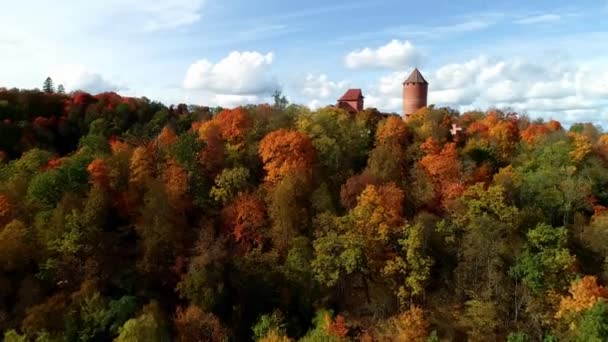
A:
[402, 68, 428, 120]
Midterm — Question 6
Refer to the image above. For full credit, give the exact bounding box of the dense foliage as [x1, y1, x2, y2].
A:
[1, 86, 608, 341]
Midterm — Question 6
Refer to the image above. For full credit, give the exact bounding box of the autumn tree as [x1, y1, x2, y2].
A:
[87, 158, 109, 188]
[419, 139, 463, 207]
[296, 107, 370, 186]
[157, 126, 178, 149]
[174, 305, 226, 342]
[366, 116, 409, 183]
[197, 120, 225, 177]
[557, 276, 608, 319]
[129, 145, 154, 188]
[222, 192, 266, 249]
[339, 172, 379, 210]
[163, 158, 189, 207]
[215, 107, 252, 147]
[377, 306, 430, 342]
[0, 220, 31, 272]
[259, 129, 316, 184]
[210, 167, 251, 204]
[352, 183, 404, 241]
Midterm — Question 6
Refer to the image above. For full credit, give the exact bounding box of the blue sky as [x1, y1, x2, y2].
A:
[1, 0, 607, 125]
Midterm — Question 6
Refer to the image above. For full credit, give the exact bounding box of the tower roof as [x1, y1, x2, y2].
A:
[403, 68, 428, 85]
[338, 89, 364, 101]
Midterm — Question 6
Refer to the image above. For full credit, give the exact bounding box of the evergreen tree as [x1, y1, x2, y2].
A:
[43, 77, 55, 93]
[57, 84, 65, 94]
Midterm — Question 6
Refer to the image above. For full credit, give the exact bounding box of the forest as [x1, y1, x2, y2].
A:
[1, 83, 608, 342]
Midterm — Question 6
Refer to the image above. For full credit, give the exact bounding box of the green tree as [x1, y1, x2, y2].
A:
[43, 77, 55, 93]
[574, 301, 608, 342]
[114, 310, 169, 342]
[510, 224, 574, 294]
[57, 84, 66, 94]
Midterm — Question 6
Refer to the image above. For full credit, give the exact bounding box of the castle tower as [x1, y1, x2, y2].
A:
[402, 68, 428, 120]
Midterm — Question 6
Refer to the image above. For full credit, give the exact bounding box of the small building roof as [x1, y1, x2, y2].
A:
[403, 68, 428, 84]
[338, 89, 364, 101]
[336, 101, 357, 114]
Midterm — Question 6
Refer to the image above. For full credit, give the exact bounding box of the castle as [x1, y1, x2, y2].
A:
[336, 68, 428, 119]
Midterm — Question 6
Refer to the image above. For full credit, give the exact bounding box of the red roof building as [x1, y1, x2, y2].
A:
[336, 89, 364, 114]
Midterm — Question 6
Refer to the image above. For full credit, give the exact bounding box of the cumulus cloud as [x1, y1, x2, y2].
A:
[345, 40, 421, 69]
[302, 73, 349, 99]
[183, 51, 278, 96]
[362, 54, 608, 125]
[49, 65, 124, 93]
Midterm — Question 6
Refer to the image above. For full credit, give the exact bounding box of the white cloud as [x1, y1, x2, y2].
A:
[345, 40, 421, 69]
[515, 14, 561, 25]
[49, 65, 124, 93]
[302, 74, 349, 99]
[362, 54, 608, 125]
[212, 94, 260, 107]
[139, 0, 205, 31]
[183, 51, 278, 95]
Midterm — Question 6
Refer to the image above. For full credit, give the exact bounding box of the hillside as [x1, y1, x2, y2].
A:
[1, 88, 608, 341]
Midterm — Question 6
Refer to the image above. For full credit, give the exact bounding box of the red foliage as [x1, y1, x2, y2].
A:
[221, 193, 266, 248]
[174, 305, 227, 342]
[0, 195, 11, 226]
[87, 159, 109, 187]
[44, 158, 62, 170]
[215, 107, 252, 145]
[520, 124, 551, 144]
[325, 314, 349, 338]
[109, 137, 130, 154]
[198, 121, 225, 177]
[546, 120, 562, 132]
[94, 92, 124, 111]
[466, 122, 489, 137]
[73, 91, 95, 106]
[33, 116, 57, 128]
[420, 141, 462, 208]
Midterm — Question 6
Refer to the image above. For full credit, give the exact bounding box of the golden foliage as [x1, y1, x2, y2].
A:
[157, 126, 178, 148]
[164, 159, 189, 205]
[259, 129, 316, 184]
[382, 306, 430, 342]
[353, 183, 404, 240]
[129, 146, 154, 187]
[376, 116, 408, 146]
[557, 276, 608, 318]
[569, 132, 593, 162]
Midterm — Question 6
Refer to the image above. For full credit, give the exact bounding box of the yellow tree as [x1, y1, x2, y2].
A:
[352, 183, 404, 241]
[129, 145, 154, 187]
